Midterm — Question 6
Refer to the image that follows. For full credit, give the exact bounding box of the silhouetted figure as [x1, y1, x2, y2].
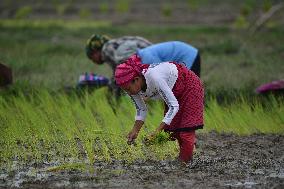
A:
[0, 63, 12, 87]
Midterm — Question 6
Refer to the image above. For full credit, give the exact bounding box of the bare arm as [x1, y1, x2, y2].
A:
[147, 122, 166, 140]
[127, 120, 144, 144]
[156, 122, 166, 133]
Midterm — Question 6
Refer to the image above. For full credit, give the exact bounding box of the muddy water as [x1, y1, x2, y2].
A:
[0, 132, 283, 188]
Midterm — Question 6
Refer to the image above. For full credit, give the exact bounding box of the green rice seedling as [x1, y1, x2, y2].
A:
[143, 131, 171, 146]
[56, 4, 69, 16]
[14, 6, 33, 19]
[187, 0, 199, 10]
[205, 95, 284, 135]
[141, 131, 178, 161]
[79, 8, 92, 19]
[99, 2, 109, 14]
[233, 15, 250, 29]
[240, 2, 253, 17]
[124, 143, 142, 163]
[161, 3, 172, 18]
[115, 0, 130, 14]
[83, 138, 95, 173]
[46, 162, 87, 172]
[1, 87, 283, 172]
[262, 0, 272, 12]
[142, 140, 178, 161]
[100, 140, 112, 162]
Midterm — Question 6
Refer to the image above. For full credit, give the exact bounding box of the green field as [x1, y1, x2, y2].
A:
[1, 1, 284, 187]
[0, 19, 283, 91]
[0, 18, 284, 171]
[1, 88, 283, 170]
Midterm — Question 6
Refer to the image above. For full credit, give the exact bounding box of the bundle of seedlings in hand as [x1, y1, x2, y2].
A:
[143, 131, 171, 146]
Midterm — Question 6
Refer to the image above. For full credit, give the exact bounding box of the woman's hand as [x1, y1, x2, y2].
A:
[144, 122, 167, 145]
[156, 122, 166, 133]
[127, 129, 139, 144]
[147, 122, 166, 139]
[127, 120, 144, 145]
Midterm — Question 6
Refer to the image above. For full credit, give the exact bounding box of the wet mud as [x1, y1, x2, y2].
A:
[0, 132, 283, 188]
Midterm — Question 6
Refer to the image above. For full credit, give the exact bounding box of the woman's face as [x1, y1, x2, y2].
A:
[122, 77, 142, 95]
[90, 50, 103, 64]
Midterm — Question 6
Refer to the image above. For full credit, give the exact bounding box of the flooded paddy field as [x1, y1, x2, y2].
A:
[1, 132, 283, 189]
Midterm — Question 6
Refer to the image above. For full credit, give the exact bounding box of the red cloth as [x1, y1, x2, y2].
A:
[171, 131, 196, 162]
[164, 63, 204, 132]
[256, 79, 284, 94]
[114, 54, 149, 87]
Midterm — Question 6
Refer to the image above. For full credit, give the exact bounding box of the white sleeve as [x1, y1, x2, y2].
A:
[154, 76, 179, 125]
[130, 94, 148, 121]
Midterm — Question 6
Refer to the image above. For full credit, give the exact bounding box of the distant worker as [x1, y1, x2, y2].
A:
[86, 34, 152, 74]
[85, 34, 152, 96]
[86, 37, 201, 77]
[0, 62, 12, 87]
[86, 36, 201, 97]
[135, 41, 201, 77]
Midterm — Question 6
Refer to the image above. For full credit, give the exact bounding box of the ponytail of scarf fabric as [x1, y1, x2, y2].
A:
[115, 54, 149, 87]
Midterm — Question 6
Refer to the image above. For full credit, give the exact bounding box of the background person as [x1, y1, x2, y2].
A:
[0, 62, 12, 87]
[136, 41, 201, 77]
[85, 34, 152, 96]
[86, 34, 152, 74]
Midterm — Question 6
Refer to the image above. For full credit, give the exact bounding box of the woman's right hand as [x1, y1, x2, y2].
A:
[127, 120, 144, 145]
[127, 129, 139, 145]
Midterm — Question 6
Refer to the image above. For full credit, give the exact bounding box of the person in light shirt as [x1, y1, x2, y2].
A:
[114, 54, 204, 163]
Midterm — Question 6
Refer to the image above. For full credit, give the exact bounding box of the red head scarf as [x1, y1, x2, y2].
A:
[115, 54, 149, 87]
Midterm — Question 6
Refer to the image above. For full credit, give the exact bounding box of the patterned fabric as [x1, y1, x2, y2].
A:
[164, 62, 204, 132]
[114, 54, 149, 87]
[77, 72, 109, 88]
[85, 34, 110, 59]
[256, 79, 284, 94]
[102, 36, 152, 72]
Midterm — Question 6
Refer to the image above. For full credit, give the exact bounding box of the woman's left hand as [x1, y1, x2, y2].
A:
[144, 122, 166, 143]
[146, 131, 158, 141]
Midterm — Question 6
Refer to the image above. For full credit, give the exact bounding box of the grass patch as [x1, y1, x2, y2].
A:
[1, 19, 283, 91]
[0, 88, 283, 171]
